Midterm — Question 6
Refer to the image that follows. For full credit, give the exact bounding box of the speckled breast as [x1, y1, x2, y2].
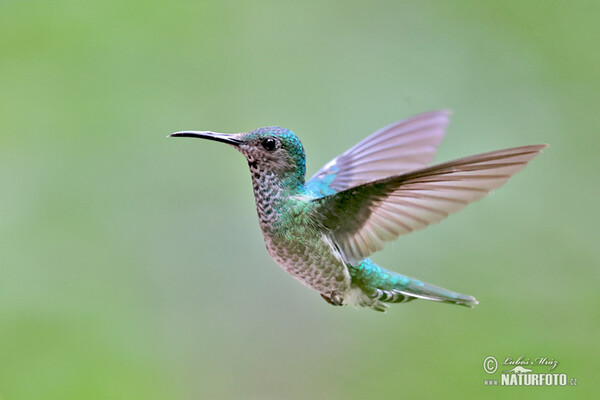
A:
[262, 225, 351, 294]
[247, 162, 351, 295]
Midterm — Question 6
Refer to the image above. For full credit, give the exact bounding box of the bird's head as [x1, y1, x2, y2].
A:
[170, 126, 306, 183]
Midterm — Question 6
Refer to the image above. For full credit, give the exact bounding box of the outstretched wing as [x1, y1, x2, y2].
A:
[312, 144, 547, 265]
[306, 110, 451, 197]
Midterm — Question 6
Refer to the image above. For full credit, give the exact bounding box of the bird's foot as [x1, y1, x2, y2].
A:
[320, 292, 343, 306]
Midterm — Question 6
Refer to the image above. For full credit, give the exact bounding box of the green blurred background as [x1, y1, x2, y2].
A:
[1, 1, 598, 399]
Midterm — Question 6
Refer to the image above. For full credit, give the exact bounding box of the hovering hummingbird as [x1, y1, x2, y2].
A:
[170, 110, 545, 311]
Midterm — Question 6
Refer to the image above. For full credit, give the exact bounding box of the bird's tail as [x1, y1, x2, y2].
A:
[348, 259, 478, 311]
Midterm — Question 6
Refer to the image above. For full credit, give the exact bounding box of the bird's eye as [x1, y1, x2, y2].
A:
[261, 137, 278, 151]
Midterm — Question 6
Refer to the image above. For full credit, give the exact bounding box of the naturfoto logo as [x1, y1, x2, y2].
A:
[482, 355, 578, 387]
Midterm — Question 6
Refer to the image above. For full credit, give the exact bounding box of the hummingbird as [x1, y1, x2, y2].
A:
[170, 110, 546, 311]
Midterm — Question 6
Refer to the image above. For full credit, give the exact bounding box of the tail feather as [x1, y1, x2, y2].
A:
[399, 279, 478, 307]
[347, 259, 478, 311]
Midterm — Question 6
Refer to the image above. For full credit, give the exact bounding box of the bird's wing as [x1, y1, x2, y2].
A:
[306, 110, 451, 197]
[312, 145, 547, 265]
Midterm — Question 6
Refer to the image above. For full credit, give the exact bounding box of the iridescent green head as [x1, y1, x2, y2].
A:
[169, 126, 306, 182]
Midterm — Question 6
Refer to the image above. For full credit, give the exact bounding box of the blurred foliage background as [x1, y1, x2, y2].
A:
[1, 1, 598, 399]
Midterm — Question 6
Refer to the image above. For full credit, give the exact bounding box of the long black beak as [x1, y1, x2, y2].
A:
[168, 131, 242, 146]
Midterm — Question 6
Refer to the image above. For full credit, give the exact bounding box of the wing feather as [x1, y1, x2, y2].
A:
[306, 110, 451, 197]
[313, 144, 547, 264]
